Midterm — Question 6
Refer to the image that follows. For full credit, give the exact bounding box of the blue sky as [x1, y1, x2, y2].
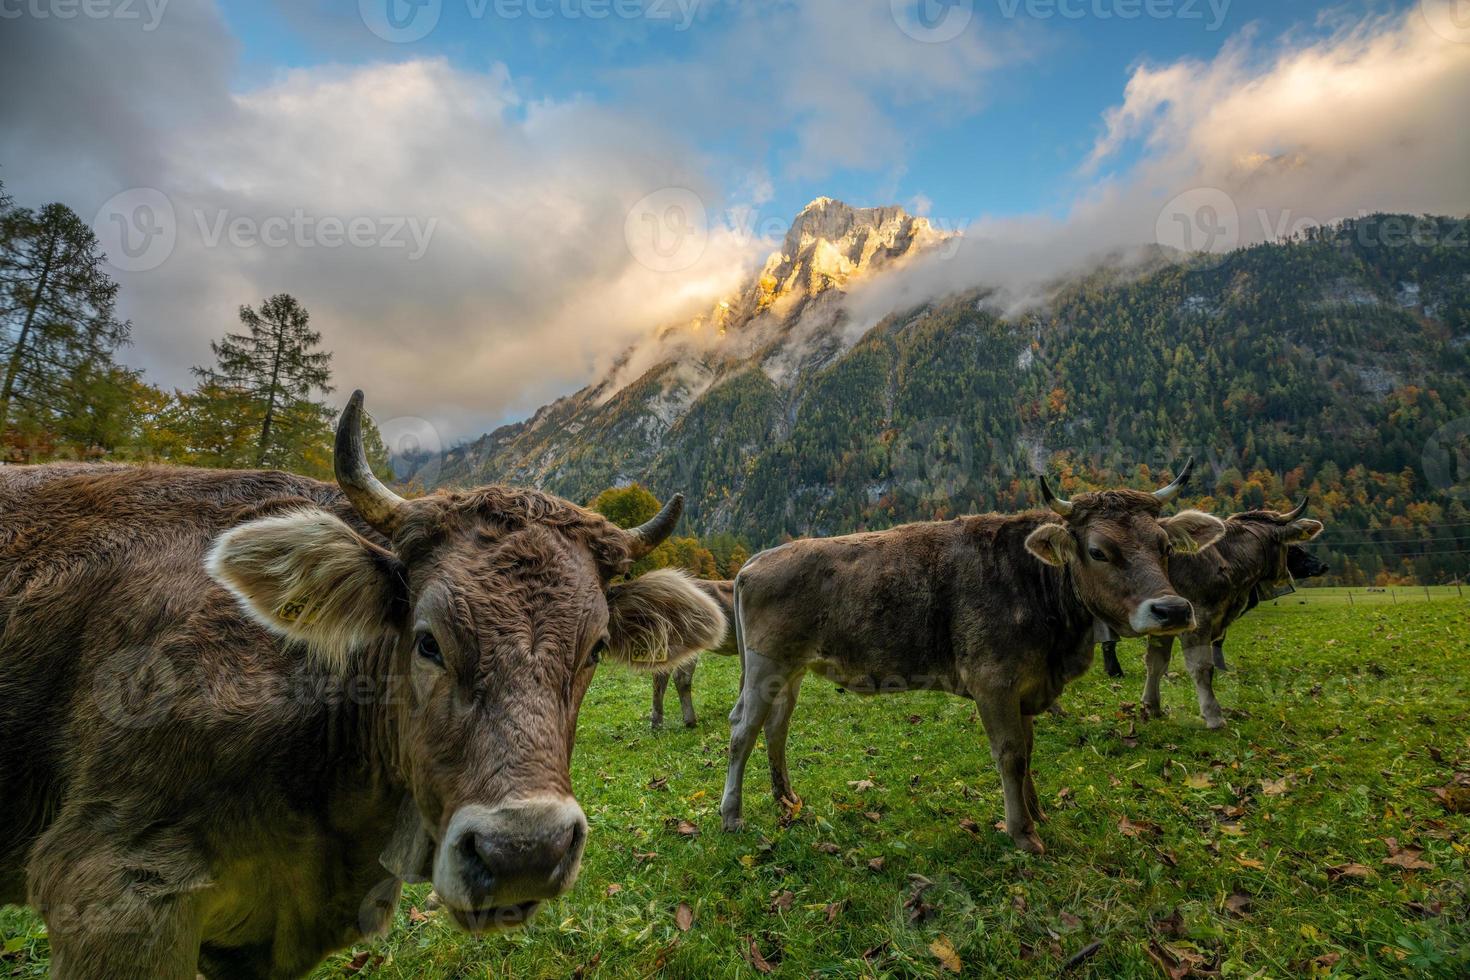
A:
[3, 0, 1463, 438]
[209, 0, 1416, 228]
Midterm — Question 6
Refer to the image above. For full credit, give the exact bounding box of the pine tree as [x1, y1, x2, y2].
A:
[0, 199, 133, 441]
[194, 293, 333, 469]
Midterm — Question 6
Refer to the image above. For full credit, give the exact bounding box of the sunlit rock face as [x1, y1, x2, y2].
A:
[425, 199, 951, 507]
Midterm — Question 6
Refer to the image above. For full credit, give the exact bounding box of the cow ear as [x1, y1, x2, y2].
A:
[206, 508, 404, 671]
[1160, 510, 1226, 554]
[1284, 518, 1324, 543]
[1024, 523, 1076, 567]
[603, 569, 727, 672]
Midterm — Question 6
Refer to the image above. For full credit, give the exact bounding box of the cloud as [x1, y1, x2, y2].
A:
[843, 7, 1470, 331]
[0, 1, 766, 439]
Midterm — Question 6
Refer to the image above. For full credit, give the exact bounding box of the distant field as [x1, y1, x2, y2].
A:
[3, 601, 1467, 978]
[1267, 586, 1467, 608]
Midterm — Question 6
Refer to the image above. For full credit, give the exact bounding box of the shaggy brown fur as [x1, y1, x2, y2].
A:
[649, 579, 737, 729]
[720, 489, 1224, 854]
[0, 462, 722, 979]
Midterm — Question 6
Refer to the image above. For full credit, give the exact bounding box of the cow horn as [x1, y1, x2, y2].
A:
[1152, 457, 1195, 502]
[627, 493, 683, 559]
[1278, 495, 1308, 523]
[1037, 475, 1074, 517]
[334, 390, 406, 536]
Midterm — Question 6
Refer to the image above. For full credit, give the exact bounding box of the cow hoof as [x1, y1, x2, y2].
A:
[682, 717, 697, 729]
[721, 813, 745, 832]
[1142, 704, 1164, 720]
[649, 716, 663, 730]
[1105, 665, 1125, 679]
[1013, 831, 1046, 855]
[1205, 717, 1226, 731]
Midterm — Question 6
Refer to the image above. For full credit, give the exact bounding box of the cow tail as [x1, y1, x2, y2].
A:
[732, 571, 748, 700]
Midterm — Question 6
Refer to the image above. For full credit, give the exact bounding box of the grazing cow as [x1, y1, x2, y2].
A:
[720, 463, 1226, 854]
[0, 392, 724, 980]
[1138, 499, 1324, 729]
[1099, 543, 1329, 678]
[650, 579, 737, 729]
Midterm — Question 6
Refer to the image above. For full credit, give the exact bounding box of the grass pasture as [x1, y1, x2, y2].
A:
[3, 598, 1468, 977]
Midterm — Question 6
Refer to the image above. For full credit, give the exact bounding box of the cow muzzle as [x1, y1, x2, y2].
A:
[432, 797, 587, 932]
[1130, 595, 1195, 635]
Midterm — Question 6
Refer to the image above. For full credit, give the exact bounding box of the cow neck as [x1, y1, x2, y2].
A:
[328, 636, 406, 795]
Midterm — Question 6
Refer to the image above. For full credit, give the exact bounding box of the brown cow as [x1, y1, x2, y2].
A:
[0, 392, 724, 979]
[720, 463, 1226, 854]
[1139, 499, 1324, 729]
[650, 579, 736, 729]
[1099, 542, 1328, 678]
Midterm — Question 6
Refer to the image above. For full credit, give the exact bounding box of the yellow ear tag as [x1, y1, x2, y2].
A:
[275, 596, 318, 626]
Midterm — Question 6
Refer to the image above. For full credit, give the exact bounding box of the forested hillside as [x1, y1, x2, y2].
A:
[433, 214, 1470, 585]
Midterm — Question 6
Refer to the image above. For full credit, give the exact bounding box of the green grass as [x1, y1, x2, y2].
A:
[4, 601, 1468, 977]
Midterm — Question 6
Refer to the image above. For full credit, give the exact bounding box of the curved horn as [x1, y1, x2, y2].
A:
[627, 493, 683, 559]
[1152, 456, 1195, 502]
[1277, 495, 1308, 523]
[334, 390, 407, 536]
[1037, 475, 1073, 517]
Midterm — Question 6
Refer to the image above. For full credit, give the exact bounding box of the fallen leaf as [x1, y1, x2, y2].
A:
[958, 818, 980, 835]
[633, 849, 658, 862]
[1382, 847, 1433, 871]
[1233, 855, 1266, 870]
[768, 890, 794, 913]
[824, 901, 844, 924]
[864, 811, 882, 823]
[1430, 783, 1470, 814]
[407, 906, 428, 924]
[1313, 952, 1341, 969]
[1186, 773, 1214, 790]
[1225, 892, 1252, 915]
[1325, 862, 1376, 881]
[929, 935, 962, 973]
[673, 820, 699, 837]
[1059, 911, 1082, 928]
[1011, 892, 1026, 914]
[343, 951, 372, 976]
[847, 779, 876, 792]
[742, 937, 774, 974]
[1146, 940, 1203, 980]
[675, 903, 693, 932]
[1153, 908, 1186, 938]
[1118, 815, 1160, 838]
[1261, 777, 1289, 796]
[814, 842, 841, 855]
[604, 884, 622, 897]
[867, 856, 885, 872]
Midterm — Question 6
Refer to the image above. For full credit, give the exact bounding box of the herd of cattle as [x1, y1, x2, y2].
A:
[0, 391, 1325, 978]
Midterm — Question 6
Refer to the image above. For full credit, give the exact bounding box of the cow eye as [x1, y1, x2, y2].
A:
[1087, 546, 1109, 563]
[416, 633, 443, 667]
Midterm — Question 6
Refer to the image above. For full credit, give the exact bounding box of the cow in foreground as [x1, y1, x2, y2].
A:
[1138, 499, 1324, 729]
[721, 463, 1226, 854]
[650, 579, 737, 729]
[0, 392, 724, 979]
[1100, 543, 1328, 678]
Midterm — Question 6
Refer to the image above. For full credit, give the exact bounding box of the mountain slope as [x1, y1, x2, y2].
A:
[430, 209, 1470, 584]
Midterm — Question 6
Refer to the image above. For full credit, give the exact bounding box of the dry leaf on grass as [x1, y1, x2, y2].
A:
[1261, 777, 1290, 796]
[1325, 862, 1376, 881]
[824, 901, 844, 924]
[674, 903, 693, 932]
[1382, 839, 1433, 871]
[1233, 854, 1266, 870]
[929, 935, 962, 973]
[1118, 815, 1161, 838]
[1225, 892, 1252, 915]
[768, 890, 794, 913]
[1185, 773, 1213, 790]
[742, 937, 774, 974]
[604, 884, 622, 897]
[847, 779, 876, 792]
[958, 818, 980, 835]
[867, 856, 885, 872]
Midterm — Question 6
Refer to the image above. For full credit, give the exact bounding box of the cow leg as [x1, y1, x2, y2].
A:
[675, 660, 698, 728]
[764, 672, 805, 807]
[720, 649, 794, 832]
[1212, 638, 1229, 672]
[1021, 714, 1046, 824]
[1102, 640, 1124, 678]
[1142, 635, 1173, 719]
[976, 696, 1044, 854]
[1181, 636, 1226, 730]
[650, 671, 670, 729]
